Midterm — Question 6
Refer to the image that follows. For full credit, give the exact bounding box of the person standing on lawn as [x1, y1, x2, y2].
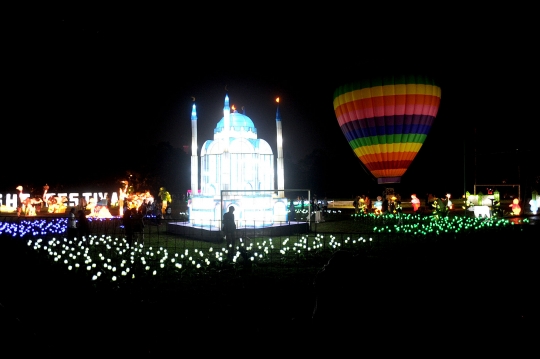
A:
[77, 209, 90, 239]
[67, 207, 78, 239]
[123, 208, 134, 246]
[16, 185, 24, 217]
[353, 196, 360, 214]
[222, 206, 237, 260]
[321, 197, 329, 217]
[132, 208, 145, 246]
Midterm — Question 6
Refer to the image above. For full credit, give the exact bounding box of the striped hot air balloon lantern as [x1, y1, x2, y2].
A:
[333, 74, 441, 184]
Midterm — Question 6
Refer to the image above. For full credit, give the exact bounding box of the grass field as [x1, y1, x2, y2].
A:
[1, 208, 538, 355]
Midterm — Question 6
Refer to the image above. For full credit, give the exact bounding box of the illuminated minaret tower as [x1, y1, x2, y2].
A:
[222, 93, 231, 194]
[190, 101, 198, 196]
[276, 97, 285, 198]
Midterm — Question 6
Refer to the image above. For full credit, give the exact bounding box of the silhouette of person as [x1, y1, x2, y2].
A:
[353, 196, 360, 214]
[16, 185, 24, 217]
[321, 197, 329, 217]
[67, 207, 77, 239]
[138, 199, 148, 218]
[77, 209, 90, 239]
[289, 198, 296, 222]
[132, 209, 145, 246]
[381, 198, 389, 214]
[222, 206, 237, 260]
[123, 208, 134, 246]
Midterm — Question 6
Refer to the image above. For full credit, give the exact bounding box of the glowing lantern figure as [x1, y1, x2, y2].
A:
[158, 187, 172, 216]
[373, 196, 383, 214]
[529, 198, 538, 215]
[333, 75, 441, 184]
[446, 193, 453, 210]
[509, 198, 521, 216]
[410, 194, 420, 212]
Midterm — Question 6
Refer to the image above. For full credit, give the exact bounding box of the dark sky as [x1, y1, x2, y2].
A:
[3, 11, 538, 198]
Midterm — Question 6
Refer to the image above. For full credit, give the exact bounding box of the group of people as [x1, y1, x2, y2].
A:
[311, 195, 329, 222]
[122, 206, 146, 246]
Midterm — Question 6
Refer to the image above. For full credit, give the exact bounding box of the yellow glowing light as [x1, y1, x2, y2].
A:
[276, 97, 280, 103]
[510, 198, 521, 215]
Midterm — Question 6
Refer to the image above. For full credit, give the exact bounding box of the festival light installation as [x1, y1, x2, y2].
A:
[188, 93, 288, 228]
[410, 194, 420, 212]
[333, 74, 441, 184]
[509, 198, 521, 215]
[530, 198, 538, 215]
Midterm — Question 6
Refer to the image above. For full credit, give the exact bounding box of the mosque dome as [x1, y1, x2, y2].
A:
[215, 111, 257, 135]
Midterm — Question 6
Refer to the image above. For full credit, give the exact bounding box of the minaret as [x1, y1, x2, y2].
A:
[276, 97, 285, 198]
[222, 94, 231, 194]
[190, 101, 198, 196]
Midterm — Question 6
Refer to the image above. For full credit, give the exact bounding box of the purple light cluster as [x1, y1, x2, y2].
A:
[0, 218, 67, 238]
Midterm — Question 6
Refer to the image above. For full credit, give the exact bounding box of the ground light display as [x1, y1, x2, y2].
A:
[0, 211, 531, 286]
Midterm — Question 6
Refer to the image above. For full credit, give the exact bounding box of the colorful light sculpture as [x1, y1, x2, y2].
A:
[509, 198, 521, 216]
[373, 196, 383, 214]
[333, 74, 441, 184]
[411, 194, 420, 212]
[446, 193, 453, 209]
[530, 198, 538, 215]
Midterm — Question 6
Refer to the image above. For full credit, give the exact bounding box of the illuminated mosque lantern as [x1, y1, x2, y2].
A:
[188, 93, 288, 227]
[410, 194, 420, 212]
[509, 198, 521, 216]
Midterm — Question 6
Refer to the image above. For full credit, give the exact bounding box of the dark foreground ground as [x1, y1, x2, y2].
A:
[1, 217, 539, 356]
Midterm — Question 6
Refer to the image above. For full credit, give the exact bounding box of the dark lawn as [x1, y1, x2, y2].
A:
[1, 212, 538, 355]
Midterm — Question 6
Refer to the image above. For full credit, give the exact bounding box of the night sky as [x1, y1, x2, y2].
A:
[3, 11, 538, 200]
